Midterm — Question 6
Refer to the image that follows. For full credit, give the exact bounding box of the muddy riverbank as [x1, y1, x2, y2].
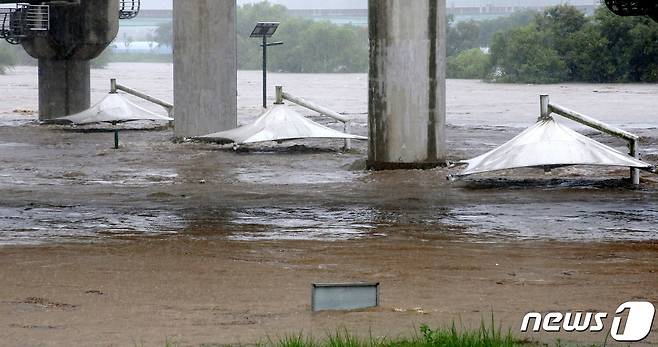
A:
[1, 238, 657, 346]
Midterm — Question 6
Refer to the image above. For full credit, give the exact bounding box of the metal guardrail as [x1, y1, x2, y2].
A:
[540, 94, 644, 186]
[275, 85, 354, 150]
[25, 5, 48, 31]
[0, 4, 48, 44]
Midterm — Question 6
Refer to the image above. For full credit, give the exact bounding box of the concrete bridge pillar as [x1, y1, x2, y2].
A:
[37, 60, 90, 120]
[21, 1, 119, 120]
[173, 0, 237, 138]
[367, 0, 447, 170]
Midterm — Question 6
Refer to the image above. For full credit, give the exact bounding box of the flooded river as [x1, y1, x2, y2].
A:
[0, 63, 657, 245]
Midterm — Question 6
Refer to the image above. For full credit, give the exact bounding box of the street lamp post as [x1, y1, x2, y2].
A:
[250, 22, 283, 109]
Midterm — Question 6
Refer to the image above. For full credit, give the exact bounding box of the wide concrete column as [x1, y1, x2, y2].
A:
[367, 0, 447, 170]
[38, 60, 90, 119]
[173, 0, 237, 138]
[21, 0, 119, 121]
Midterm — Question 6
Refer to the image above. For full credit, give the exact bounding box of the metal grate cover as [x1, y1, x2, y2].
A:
[25, 5, 49, 31]
[311, 283, 379, 312]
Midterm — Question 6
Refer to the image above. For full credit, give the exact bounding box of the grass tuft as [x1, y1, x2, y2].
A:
[268, 320, 538, 347]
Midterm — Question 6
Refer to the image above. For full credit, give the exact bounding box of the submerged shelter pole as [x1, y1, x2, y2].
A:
[630, 139, 640, 186]
[275, 85, 284, 104]
[540, 94, 550, 119]
[112, 121, 119, 149]
[343, 122, 351, 151]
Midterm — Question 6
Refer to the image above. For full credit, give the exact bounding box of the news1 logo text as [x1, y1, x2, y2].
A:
[521, 301, 656, 342]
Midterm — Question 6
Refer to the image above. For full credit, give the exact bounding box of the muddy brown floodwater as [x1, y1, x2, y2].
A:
[0, 63, 657, 346]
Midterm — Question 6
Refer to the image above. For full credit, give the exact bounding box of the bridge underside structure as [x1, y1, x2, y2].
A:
[604, 0, 658, 22]
[1, 0, 123, 120]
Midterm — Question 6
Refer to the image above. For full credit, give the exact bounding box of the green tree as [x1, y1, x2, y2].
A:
[535, 5, 588, 38]
[447, 19, 481, 56]
[237, 2, 368, 73]
[447, 48, 490, 79]
[564, 24, 617, 82]
[487, 4, 658, 83]
[534, 4, 588, 79]
[593, 6, 658, 82]
[236, 1, 289, 70]
[153, 20, 172, 48]
[477, 10, 537, 47]
[489, 25, 568, 83]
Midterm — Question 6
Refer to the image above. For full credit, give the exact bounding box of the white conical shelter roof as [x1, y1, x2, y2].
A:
[458, 116, 652, 177]
[197, 105, 367, 144]
[56, 94, 173, 124]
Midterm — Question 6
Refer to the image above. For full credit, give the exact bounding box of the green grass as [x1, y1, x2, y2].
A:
[267, 321, 539, 347]
[159, 321, 605, 347]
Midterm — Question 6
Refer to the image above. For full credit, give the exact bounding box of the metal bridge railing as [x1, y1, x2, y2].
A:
[604, 0, 658, 21]
[0, 4, 49, 45]
[119, 0, 140, 20]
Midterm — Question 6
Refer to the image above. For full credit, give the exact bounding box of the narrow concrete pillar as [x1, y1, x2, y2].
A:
[173, 0, 237, 138]
[38, 59, 90, 120]
[367, 0, 447, 170]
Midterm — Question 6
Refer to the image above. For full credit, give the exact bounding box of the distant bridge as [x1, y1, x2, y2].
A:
[134, 4, 600, 31]
[447, 3, 598, 16]
[287, 4, 599, 25]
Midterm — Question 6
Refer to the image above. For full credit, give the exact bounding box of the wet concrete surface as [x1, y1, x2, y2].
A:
[0, 63, 657, 345]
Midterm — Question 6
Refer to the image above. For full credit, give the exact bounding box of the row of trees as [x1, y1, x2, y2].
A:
[448, 6, 658, 83]
[236, 3, 657, 82]
[236, 2, 368, 73]
[148, 2, 368, 73]
[1, 3, 656, 83]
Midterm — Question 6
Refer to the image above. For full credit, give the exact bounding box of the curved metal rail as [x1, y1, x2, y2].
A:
[119, 0, 140, 20]
[604, 0, 658, 21]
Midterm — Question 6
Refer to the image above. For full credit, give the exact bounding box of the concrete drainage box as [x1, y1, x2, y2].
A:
[311, 282, 379, 312]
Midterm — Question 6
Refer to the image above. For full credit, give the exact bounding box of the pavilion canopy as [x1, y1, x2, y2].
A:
[196, 104, 366, 144]
[457, 116, 653, 177]
[56, 93, 172, 124]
